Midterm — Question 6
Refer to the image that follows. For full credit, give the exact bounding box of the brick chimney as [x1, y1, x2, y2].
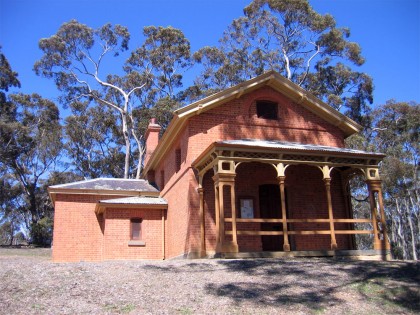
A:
[144, 118, 161, 167]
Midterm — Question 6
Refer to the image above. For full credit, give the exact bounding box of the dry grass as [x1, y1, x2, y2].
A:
[0, 248, 419, 314]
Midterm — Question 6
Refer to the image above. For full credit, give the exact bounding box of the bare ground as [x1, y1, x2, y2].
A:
[0, 248, 419, 315]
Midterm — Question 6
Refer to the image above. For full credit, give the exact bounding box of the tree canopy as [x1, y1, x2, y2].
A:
[346, 100, 419, 260]
[370, 101, 419, 260]
[34, 20, 191, 179]
[193, 0, 373, 125]
[1, 47, 66, 245]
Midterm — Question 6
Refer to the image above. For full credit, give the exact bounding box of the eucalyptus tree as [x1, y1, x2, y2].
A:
[0, 47, 22, 244]
[0, 46, 20, 93]
[346, 100, 419, 259]
[34, 20, 191, 178]
[125, 26, 192, 177]
[0, 92, 63, 245]
[371, 101, 419, 260]
[1, 49, 70, 245]
[64, 102, 125, 179]
[193, 0, 373, 124]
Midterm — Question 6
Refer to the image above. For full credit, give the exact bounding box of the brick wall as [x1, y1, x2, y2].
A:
[52, 194, 164, 262]
[285, 165, 352, 250]
[186, 86, 345, 168]
[52, 194, 109, 262]
[153, 123, 195, 258]
[103, 208, 163, 260]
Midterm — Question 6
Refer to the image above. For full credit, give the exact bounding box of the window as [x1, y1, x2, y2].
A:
[175, 148, 181, 172]
[256, 100, 278, 120]
[130, 218, 142, 240]
[160, 170, 165, 190]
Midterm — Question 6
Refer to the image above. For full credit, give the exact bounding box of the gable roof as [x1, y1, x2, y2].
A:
[143, 70, 362, 174]
[49, 178, 159, 203]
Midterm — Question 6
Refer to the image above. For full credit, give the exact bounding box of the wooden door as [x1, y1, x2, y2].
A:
[259, 184, 282, 251]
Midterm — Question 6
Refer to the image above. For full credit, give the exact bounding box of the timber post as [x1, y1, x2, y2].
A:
[277, 175, 290, 251]
[321, 166, 337, 250]
[367, 179, 391, 250]
[213, 159, 239, 254]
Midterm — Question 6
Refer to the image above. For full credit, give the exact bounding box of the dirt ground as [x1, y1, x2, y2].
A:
[0, 248, 419, 315]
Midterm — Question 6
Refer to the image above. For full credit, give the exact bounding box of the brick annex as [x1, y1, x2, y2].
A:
[49, 71, 390, 262]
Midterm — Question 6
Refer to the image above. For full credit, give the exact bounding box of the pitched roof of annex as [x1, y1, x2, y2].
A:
[98, 196, 167, 205]
[143, 70, 362, 175]
[48, 178, 160, 203]
[95, 196, 168, 214]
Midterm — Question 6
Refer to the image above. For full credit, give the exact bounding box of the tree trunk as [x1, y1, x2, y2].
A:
[121, 112, 131, 179]
[8, 222, 14, 246]
[282, 49, 292, 80]
[395, 198, 408, 259]
[135, 142, 144, 180]
[404, 198, 418, 260]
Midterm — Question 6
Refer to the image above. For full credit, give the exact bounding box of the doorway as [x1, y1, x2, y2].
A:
[259, 184, 283, 251]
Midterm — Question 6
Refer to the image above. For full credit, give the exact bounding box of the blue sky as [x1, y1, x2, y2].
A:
[1, 0, 419, 110]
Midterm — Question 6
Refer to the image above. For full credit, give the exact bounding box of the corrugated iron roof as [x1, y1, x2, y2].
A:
[98, 196, 167, 205]
[217, 139, 385, 156]
[49, 178, 159, 193]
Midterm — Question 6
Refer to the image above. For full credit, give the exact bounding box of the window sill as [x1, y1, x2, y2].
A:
[128, 240, 146, 246]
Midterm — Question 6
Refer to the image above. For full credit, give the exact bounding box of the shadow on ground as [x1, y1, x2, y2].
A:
[144, 258, 420, 313]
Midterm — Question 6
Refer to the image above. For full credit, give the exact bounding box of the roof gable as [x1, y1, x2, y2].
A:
[176, 71, 361, 133]
[143, 71, 362, 174]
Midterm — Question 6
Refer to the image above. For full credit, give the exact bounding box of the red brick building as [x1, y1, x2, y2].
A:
[50, 71, 390, 262]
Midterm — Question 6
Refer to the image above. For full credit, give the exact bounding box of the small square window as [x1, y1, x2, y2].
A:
[130, 218, 142, 240]
[256, 100, 278, 120]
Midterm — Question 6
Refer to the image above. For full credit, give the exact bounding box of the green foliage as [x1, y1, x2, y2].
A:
[0, 221, 20, 245]
[371, 101, 419, 260]
[192, 0, 373, 124]
[0, 46, 20, 93]
[30, 217, 53, 246]
[0, 50, 66, 246]
[126, 26, 191, 99]
[64, 103, 125, 178]
[347, 101, 419, 259]
[34, 20, 190, 178]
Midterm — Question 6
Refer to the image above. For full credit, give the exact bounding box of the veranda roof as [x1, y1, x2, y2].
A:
[217, 139, 385, 157]
[192, 139, 385, 176]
